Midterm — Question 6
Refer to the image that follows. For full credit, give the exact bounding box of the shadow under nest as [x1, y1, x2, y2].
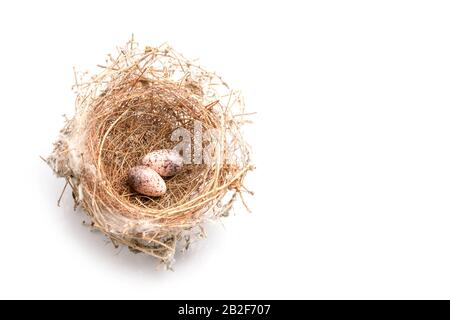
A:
[47, 39, 253, 265]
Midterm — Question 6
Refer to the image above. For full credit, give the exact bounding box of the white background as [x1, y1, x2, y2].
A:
[1, 0, 450, 299]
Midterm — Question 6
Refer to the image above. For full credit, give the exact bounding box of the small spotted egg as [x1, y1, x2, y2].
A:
[128, 166, 167, 197]
[142, 149, 183, 177]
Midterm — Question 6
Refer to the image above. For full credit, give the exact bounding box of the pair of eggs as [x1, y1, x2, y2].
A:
[128, 149, 183, 197]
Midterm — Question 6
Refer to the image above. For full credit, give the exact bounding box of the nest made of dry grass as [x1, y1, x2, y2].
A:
[46, 37, 253, 265]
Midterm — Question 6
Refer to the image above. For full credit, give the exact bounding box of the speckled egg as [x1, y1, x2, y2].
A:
[142, 149, 183, 177]
[128, 166, 167, 197]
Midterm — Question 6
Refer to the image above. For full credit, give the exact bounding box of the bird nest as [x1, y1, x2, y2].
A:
[46, 38, 253, 265]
